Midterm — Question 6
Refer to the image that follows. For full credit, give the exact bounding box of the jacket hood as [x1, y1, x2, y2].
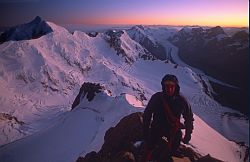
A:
[161, 74, 180, 96]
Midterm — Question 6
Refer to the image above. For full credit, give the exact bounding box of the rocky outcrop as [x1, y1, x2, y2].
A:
[71, 82, 103, 109]
[76, 112, 223, 162]
[100, 112, 144, 159]
[0, 113, 25, 125]
[87, 32, 98, 37]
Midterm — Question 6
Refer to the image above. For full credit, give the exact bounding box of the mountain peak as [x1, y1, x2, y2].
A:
[211, 26, 224, 33]
[205, 26, 226, 38]
[130, 25, 146, 32]
[33, 16, 42, 23]
[127, 25, 167, 60]
[135, 25, 145, 30]
[179, 26, 204, 34]
[0, 16, 53, 44]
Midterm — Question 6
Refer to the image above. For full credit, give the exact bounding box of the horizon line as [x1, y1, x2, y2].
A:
[0, 22, 248, 29]
[59, 23, 249, 28]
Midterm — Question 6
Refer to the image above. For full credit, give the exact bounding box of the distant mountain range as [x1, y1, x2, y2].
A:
[168, 26, 249, 114]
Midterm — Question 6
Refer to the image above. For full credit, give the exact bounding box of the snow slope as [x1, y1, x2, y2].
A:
[0, 18, 248, 162]
[0, 91, 247, 162]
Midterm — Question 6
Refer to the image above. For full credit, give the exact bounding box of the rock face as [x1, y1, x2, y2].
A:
[0, 113, 24, 125]
[100, 112, 144, 160]
[71, 82, 103, 109]
[0, 16, 53, 44]
[76, 112, 222, 162]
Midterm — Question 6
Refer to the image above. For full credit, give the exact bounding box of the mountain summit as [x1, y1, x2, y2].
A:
[0, 16, 53, 44]
[205, 26, 226, 39]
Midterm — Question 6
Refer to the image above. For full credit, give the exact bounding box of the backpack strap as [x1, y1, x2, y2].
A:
[161, 94, 181, 150]
[161, 94, 180, 128]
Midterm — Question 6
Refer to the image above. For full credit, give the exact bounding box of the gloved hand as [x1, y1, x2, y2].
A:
[182, 134, 191, 144]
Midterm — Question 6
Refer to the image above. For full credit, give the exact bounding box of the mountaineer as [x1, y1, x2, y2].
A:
[142, 74, 194, 162]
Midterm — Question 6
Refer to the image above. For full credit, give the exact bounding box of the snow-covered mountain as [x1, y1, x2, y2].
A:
[127, 25, 169, 60]
[0, 17, 159, 146]
[0, 17, 248, 162]
[0, 16, 53, 44]
[104, 29, 155, 63]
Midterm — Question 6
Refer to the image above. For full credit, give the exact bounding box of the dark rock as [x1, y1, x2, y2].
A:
[112, 151, 136, 162]
[0, 113, 25, 125]
[76, 151, 100, 162]
[196, 154, 224, 162]
[71, 82, 103, 109]
[100, 112, 144, 157]
[87, 32, 98, 37]
[174, 145, 201, 161]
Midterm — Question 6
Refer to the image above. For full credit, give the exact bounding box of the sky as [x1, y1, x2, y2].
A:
[0, 0, 249, 27]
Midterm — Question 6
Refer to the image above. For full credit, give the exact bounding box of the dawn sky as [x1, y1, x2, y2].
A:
[0, 0, 248, 27]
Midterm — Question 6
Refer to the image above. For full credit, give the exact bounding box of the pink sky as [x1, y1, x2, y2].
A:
[0, 0, 248, 27]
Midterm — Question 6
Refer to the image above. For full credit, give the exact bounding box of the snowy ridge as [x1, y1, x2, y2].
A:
[103, 29, 154, 64]
[0, 90, 247, 162]
[46, 21, 70, 33]
[119, 30, 154, 61]
[127, 25, 157, 45]
[126, 25, 167, 60]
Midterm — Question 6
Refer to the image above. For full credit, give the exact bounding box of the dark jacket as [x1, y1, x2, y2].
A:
[143, 91, 194, 141]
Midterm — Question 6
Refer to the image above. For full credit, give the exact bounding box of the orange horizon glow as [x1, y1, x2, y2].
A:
[65, 0, 249, 28]
[69, 10, 248, 28]
[69, 16, 248, 28]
